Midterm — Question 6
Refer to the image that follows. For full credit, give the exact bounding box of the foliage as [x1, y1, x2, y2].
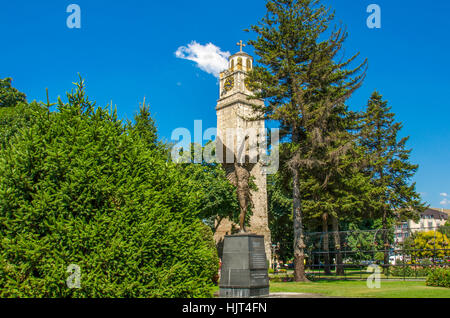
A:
[410, 231, 450, 260]
[339, 225, 383, 262]
[359, 91, 426, 264]
[0, 102, 38, 149]
[127, 100, 160, 151]
[246, 0, 367, 281]
[438, 224, 450, 237]
[0, 78, 33, 149]
[389, 265, 433, 278]
[0, 80, 219, 298]
[269, 273, 317, 282]
[426, 267, 450, 288]
[0, 78, 26, 108]
[268, 173, 293, 262]
[360, 92, 425, 223]
[177, 144, 240, 232]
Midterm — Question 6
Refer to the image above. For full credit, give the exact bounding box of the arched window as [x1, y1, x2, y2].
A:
[246, 59, 252, 70]
[237, 58, 243, 70]
[230, 60, 234, 71]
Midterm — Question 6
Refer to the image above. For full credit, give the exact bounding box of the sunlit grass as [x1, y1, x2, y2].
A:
[269, 280, 450, 298]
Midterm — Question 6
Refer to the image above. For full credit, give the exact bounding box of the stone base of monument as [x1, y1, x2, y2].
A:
[219, 234, 269, 298]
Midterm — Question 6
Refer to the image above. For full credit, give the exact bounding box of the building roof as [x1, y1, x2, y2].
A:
[431, 208, 450, 218]
[229, 51, 253, 60]
[422, 208, 448, 221]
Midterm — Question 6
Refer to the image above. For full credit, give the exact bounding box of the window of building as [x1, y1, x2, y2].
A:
[237, 58, 243, 70]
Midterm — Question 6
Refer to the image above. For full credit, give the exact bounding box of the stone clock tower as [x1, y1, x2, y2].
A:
[214, 41, 272, 265]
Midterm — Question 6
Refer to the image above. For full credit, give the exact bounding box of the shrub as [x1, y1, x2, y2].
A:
[0, 81, 219, 297]
[389, 265, 432, 278]
[269, 273, 317, 282]
[269, 274, 292, 282]
[411, 231, 450, 259]
[426, 268, 450, 288]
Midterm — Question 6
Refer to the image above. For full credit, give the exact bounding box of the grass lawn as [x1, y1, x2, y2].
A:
[269, 280, 450, 298]
[272, 268, 429, 280]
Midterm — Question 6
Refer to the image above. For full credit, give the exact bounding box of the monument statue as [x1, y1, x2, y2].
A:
[223, 159, 254, 233]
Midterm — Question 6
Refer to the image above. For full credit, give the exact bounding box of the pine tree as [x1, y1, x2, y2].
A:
[360, 91, 426, 266]
[0, 78, 26, 108]
[247, 0, 366, 281]
[0, 78, 35, 149]
[267, 171, 294, 263]
[130, 97, 159, 149]
[300, 107, 374, 275]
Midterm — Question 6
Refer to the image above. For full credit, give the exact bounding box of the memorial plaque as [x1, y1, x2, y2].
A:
[219, 234, 269, 298]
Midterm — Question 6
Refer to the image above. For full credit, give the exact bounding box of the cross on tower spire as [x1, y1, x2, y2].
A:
[236, 40, 246, 52]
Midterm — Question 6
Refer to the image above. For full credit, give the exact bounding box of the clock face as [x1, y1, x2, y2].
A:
[223, 77, 234, 93]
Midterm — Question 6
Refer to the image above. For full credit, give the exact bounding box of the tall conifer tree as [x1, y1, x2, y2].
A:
[247, 0, 366, 281]
[360, 91, 425, 266]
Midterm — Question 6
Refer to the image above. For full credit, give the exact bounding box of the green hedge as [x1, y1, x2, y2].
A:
[0, 81, 219, 297]
[426, 268, 450, 288]
[389, 266, 432, 278]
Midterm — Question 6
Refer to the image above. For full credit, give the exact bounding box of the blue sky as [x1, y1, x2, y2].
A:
[1, 0, 449, 208]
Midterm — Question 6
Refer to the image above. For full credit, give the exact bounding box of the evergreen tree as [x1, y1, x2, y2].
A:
[360, 91, 426, 266]
[300, 107, 376, 275]
[0, 78, 33, 149]
[0, 80, 219, 297]
[267, 172, 294, 263]
[0, 78, 26, 108]
[129, 98, 159, 149]
[246, 0, 366, 281]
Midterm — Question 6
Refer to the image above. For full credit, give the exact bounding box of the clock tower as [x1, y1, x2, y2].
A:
[214, 41, 272, 265]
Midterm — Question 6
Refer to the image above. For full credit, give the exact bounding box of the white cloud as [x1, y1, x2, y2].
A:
[175, 41, 230, 78]
[440, 193, 449, 205]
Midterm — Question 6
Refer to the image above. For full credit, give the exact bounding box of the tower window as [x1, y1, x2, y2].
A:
[237, 58, 243, 70]
[246, 59, 252, 70]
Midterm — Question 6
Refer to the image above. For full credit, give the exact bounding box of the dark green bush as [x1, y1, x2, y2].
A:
[426, 268, 450, 288]
[389, 265, 432, 278]
[0, 81, 218, 297]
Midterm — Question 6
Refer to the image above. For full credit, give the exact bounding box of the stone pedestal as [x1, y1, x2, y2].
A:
[219, 234, 269, 298]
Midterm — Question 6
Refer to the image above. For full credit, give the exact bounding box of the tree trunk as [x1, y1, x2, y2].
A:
[322, 213, 331, 275]
[382, 209, 390, 269]
[331, 216, 344, 276]
[292, 166, 309, 282]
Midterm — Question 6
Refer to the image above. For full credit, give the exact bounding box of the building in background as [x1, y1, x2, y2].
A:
[395, 208, 449, 243]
